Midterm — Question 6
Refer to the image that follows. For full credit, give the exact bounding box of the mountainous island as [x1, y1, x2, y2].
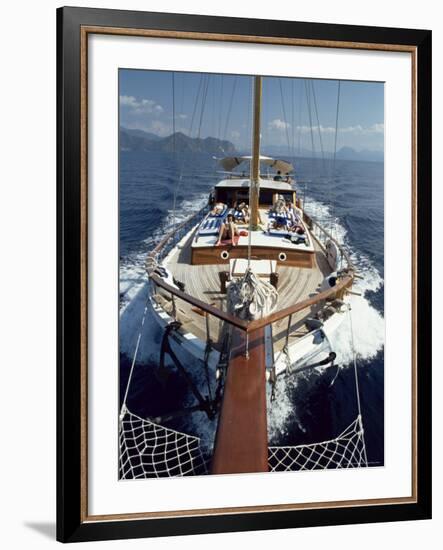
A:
[120, 127, 383, 162]
[264, 143, 383, 163]
[120, 127, 236, 154]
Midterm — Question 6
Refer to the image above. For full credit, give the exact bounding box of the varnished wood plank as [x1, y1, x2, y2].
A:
[192, 245, 314, 267]
[211, 327, 268, 474]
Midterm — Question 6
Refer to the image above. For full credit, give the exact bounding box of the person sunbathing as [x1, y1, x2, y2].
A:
[234, 202, 250, 224]
[210, 202, 226, 216]
[271, 218, 288, 232]
[242, 204, 250, 224]
[216, 214, 239, 246]
[285, 201, 299, 223]
[288, 222, 305, 234]
[272, 195, 288, 215]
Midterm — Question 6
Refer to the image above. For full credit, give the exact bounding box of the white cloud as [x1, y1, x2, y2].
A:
[340, 125, 364, 134]
[123, 119, 172, 137]
[178, 113, 188, 120]
[294, 123, 384, 135]
[369, 123, 384, 133]
[268, 118, 291, 131]
[119, 95, 138, 108]
[147, 120, 171, 136]
[297, 124, 335, 134]
[340, 123, 384, 135]
[119, 95, 164, 114]
[230, 130, 240, 140]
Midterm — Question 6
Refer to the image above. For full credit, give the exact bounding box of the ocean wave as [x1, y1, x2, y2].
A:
[267, 195, 385, 441]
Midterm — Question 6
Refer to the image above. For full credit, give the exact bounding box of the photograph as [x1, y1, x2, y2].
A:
[53, 5, 431, 543]
[118, 68, 385, 478]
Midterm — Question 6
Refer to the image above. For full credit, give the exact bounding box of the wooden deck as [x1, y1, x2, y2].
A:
[153, 228, 332, 352]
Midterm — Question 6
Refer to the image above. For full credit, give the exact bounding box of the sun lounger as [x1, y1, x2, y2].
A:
[198, 217, 223, 236]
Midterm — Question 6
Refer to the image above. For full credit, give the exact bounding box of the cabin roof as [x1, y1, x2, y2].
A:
[218, 155, 294, 174]
[215, 178, 293, 191]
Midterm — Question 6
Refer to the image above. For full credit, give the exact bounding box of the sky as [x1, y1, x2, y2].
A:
[119, 69, 384, 153]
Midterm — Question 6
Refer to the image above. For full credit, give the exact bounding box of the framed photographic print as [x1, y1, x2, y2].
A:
[57, 6, 432, 543]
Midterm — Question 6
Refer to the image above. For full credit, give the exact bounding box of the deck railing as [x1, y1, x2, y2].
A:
[146, 207, 354, 336]
[146, 205, 209, 268]
[303, 212, 353, 272]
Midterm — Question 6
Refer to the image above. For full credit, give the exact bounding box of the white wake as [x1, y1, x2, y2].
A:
[268, 197, 385, 441]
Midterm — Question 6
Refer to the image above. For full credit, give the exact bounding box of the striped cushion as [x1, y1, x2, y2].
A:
[198, 217, 222, 235]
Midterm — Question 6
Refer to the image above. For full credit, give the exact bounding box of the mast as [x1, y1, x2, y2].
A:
[250, 76, 262, 228]
[211, 75, 269, 475]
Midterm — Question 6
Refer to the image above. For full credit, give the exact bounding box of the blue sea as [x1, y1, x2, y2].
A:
[119, 151, 385, 469]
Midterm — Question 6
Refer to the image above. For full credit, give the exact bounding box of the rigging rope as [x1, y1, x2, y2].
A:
[217, 74, 224, 142]
[311, 81, 327, 175]
[121, 299, 149, 411]
[197, 74, 210, 140]
[169, 72, 211, 236]
[247, 75, 254, 268]
[297, 79, 303, 157]
[330, 80, 341, 241]
[222, 76, 238, 142]
[227, 269, 278, 321]
[303, 79, 318, 212]
[304, 80, 316, 164]
[291, 79, 295, 160]
[171, 71, 177, 229]
[189, 74, 204, 137]
[279, 78, 292, 158]
[347, 304, 369, 465]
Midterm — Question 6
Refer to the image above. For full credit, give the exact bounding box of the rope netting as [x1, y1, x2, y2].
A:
[119, 406, 207, 479]
[268, 415, 367, 472]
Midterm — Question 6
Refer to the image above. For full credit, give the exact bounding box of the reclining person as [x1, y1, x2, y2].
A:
[234, 201, 250, 224]
[216, 214, 239, 246]
[285, 201, 300, 223]
[288, 222, 305, 235]
[271, 218, 287, 231]
[272, 195, 288, 216]
[210, 202, 226, 217]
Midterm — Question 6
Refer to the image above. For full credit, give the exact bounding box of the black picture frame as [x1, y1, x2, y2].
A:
[57, 6, 432, 543]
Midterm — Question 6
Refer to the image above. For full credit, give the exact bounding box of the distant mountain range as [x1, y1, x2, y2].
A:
[264, 144, 384, 163]
[120, 127, 236, 154]
[335, 146, 384, 163]
[120, 127, 383, 162]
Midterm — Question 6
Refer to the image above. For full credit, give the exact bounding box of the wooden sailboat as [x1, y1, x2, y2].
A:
[145, 75, 355, 474]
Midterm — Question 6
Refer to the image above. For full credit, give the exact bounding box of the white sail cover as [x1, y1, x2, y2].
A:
[219, 155, 293, 174]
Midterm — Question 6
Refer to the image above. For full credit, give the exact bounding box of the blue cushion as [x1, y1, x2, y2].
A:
[198, 217, 222, 235]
